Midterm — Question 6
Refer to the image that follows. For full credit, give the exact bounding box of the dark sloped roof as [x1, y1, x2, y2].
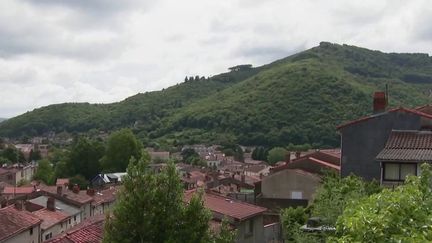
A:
[376, 130, 432, 162]
[337, 107, 432, 130]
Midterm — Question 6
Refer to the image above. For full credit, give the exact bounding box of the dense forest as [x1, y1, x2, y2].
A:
[2, 42, 432, 148]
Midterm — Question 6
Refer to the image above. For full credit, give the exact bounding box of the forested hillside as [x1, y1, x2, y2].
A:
[2, 42, 432, 147]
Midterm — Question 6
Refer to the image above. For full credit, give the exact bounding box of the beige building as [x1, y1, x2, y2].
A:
[0, 165, 36, 186]
[0, 205, 42, 243]
[32, 199, 70, 242]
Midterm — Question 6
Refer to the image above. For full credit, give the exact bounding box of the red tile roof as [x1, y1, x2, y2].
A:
[47, 215, 105, 243]
[337, 107, 432, 130]
[92, 187, 118, 206]
[33, 208, 69, 230]
[184, 190, 267, 221]
[376, 130, 432, 162]
[2, 186, 35, 195]
[0, 205, 42, 242]
[41, 186, 93, 206]
[271, 150, 340, 174]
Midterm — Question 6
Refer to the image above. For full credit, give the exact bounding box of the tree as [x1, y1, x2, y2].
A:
[330, 163, 432, 242]
[212, 218, 237, 243]
[181, 148, 203, 165]
[267, 147, 288, 165]
[311, 171, 380, 226]
[280, 207, 316, 243]
[103, 152, 218, 243]
[2, 147, 20, 163]
[68, 137, 105, 179]
[29, 149, 41, 162]
[101, 129, 142, 172]
[69, 174, 89, 190]
[54, 161, 70, 178]
[34, 159, 54, 185]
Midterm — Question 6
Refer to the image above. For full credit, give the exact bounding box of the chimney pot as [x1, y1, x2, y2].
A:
[57, 186, 63, 195]
[373, 91, 387, 114]
[72, 185, 80, 194]
[295, 151, 301, 159]
[47, 197, 55, 211]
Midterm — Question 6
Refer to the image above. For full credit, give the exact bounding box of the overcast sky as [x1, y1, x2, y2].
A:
[0, 0, 431, 118]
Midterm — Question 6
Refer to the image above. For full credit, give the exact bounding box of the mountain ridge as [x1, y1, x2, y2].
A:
[2, 42, 432, 147]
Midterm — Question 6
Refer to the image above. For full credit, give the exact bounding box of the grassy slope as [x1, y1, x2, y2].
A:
[1, 42, 432, 147]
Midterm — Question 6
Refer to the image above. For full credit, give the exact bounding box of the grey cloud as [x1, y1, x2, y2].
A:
[233, 44, 307, 64]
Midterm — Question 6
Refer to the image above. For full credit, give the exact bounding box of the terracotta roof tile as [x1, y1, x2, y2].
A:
[2, 186, 35, 195]
[56, 179, 70, 186]
[92, 187, 118, 206]
[376, 130, 432, 162]
[33, 208, 69, 230]
[47, 215, 104, 243]
[0, 205, 42, 241]
[271, 150, 340, 174]
[41, 186, 93, 206]
[184, 190, 267, 221]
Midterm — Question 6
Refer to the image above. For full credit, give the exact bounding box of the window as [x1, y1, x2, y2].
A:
[7, 175, 12, 180]
[291, 191, 303, 200]
[29, 227, 33, 235]
[69, 219, 71, 224]
[245, 220, 254, 237]
[45, 233, 52, 240]
[74, 215, 77, 221]
[383, 163, 417, 181]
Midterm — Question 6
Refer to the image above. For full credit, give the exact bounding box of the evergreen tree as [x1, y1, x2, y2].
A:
[103, 151, 219, 243]
[101, 129, 142, 172]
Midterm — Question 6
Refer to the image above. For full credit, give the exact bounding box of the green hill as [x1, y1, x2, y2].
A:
[2, 42, 432, 147]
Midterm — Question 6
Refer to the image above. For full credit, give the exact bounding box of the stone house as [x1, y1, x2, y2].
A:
[0, 205, 42, 243]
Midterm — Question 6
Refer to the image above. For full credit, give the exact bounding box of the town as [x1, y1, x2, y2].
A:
[1, 91, 430, 242]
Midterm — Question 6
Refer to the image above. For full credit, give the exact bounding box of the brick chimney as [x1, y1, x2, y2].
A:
[14, 201, 23, 210]
[87, 188, 95, 196]
[295, 151, 301, 159]
[57, 185, 63, 195]
[241, 174, 245, 183]
[72, 185, 80, 194]
[373, 91, 387, 114]
[47, 197, 55, 211]
[285, 152, 291, 163]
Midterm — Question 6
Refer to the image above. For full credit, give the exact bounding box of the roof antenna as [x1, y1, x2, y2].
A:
[385, 83, 389, 109]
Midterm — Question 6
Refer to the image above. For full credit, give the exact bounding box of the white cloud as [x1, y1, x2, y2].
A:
[0, 0, 431, 117]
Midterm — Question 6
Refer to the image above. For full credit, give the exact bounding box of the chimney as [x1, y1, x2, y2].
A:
[373, 91, 387, 114]
[295, 151, 301, 159]
[47, 197, 55, 211]
[72, 185, 80, 194]
[14, 201, 23, 211]
[241, 174, 245, 183]
[57, 185, 63, 195]
[87, 188, 95, 196]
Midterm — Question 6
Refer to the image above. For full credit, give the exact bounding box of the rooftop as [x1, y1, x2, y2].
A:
[337, 107, 432, 130]
[0, 205, 42, 242]
[184, 190, 267, 221]
[33, 208, 69, 230]
[92, 187, 119, 206]
[30, 196, 81, 216]
[56, 178, 70, 186]
[376, 130, 432, 162]
[271, 150, 340, 174]
[47, 214, 105, 243]
[41, 186, 93, 206]
[2, 186, 35, 195]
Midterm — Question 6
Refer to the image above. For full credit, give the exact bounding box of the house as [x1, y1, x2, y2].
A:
[184, 190, 267, 243]
[30, 195, 83, 227]
[244, 165, 270, 177]
[90, 173, 126, 188]
[2, 186, 36, 200]
[40, 186, 93, 221]
[376, 130, 432, 186]
[32, 198, 71, 241]
[256, 150, 340, 209]
[0, 204, 42, 243]
[90, 187, 118, 216]
[0, 164, 36, 186]
[14, 144, 34, 161]
[46, 214, 104, 243]
[337, 91, 432, 181]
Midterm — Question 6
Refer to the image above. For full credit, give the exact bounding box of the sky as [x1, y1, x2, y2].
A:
[0, 0, 432, 118]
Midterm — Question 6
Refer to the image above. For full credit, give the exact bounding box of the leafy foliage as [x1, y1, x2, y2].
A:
[103, 152, 234, 243]
[267, 147, 288, 165]
[330, 163, 432, 242]
[68, 137, 105, 179]
[101, 129, 142, 172]
[34, 159, 54, 185]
